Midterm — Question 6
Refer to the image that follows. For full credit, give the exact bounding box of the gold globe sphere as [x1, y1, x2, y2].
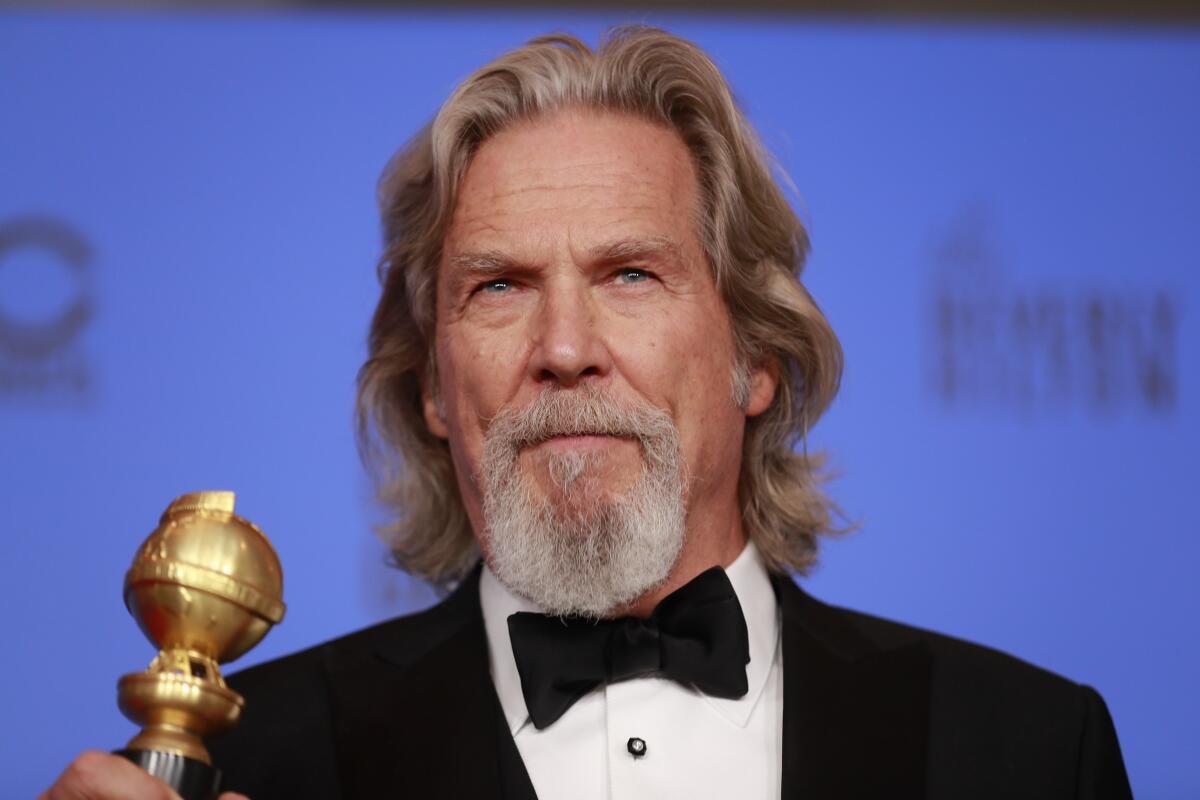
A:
[117, 491, 286, 764]
[124, 490, 285, 664]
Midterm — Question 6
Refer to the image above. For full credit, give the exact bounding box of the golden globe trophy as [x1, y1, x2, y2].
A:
[115, 491, 285, 800]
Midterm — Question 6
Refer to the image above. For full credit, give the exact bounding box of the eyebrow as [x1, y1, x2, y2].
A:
[447, 236, 686, 278]
[447, 251, 522, 278]
[587, 235, 685, 266]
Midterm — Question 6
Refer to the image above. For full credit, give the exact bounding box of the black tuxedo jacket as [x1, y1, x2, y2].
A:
[210, 570, 1131, 799]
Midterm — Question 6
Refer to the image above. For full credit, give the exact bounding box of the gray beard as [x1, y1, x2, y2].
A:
[480, 385, 687, 619]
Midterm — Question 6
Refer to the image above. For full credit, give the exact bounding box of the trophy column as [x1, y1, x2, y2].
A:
[115, 491, 285, 800]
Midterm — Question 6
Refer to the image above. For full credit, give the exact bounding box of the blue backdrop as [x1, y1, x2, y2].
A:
[2, 10, 1196, 797]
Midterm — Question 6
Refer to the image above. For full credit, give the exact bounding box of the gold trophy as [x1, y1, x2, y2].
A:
[116, 491, 285, 800]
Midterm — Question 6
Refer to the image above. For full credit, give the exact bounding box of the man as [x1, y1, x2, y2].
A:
[43, 26, 1130, 800]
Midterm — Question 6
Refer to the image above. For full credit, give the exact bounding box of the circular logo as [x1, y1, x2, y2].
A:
[0, 216, 93, 360]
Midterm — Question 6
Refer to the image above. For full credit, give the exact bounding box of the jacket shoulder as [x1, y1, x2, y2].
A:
[805, 592, 1129, 798]
[227, 581, 471, 696]
[210, 579, 478, 799]
[837, 603, 1083, 696]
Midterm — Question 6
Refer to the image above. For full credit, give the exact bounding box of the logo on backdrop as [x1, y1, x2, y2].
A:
[0, 216, 96, 401]
[926, 205, 1179, 416]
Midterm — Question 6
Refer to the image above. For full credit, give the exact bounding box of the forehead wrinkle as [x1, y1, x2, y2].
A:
[485, 166, 625, 195]
[486, 179, 617, 201]
[467, 159, 672, 209]
[478, 181, 649, 212]
[482, 150, 631, 184]
[450, 201, 669, 250]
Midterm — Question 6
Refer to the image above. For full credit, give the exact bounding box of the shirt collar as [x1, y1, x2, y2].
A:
[480, 540, 781, 735]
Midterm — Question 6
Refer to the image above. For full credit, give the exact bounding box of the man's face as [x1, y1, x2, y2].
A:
[425, 109, 773, 606]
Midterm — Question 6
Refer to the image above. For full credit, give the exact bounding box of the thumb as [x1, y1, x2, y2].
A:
[218, 794, 249, 800]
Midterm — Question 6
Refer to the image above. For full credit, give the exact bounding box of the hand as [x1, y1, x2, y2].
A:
[39, 751, 248, 800]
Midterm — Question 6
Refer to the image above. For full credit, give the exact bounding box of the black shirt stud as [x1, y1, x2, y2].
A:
[627, 737, 647, 758]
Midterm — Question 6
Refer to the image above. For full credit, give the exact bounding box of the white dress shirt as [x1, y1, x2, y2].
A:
[480, 542, 784, 799]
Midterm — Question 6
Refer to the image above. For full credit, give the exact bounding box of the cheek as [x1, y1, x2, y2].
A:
[438, 330, 526, 446]
[658, 316, 743, 468]
[609, 298, 729, 405]
[641, 310, 735, 396]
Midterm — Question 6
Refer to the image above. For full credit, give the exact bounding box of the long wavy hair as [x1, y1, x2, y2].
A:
[356, 26, 844, 587]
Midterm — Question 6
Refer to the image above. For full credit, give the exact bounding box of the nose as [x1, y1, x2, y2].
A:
[528, 278, 612, 388]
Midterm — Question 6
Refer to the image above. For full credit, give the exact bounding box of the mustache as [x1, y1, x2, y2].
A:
[479, 382, 689, 618]
[485, 385, 676, 454]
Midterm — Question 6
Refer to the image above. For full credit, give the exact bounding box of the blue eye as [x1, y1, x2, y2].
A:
[481, 279, 512, 293]
[617, 268, 650, 284]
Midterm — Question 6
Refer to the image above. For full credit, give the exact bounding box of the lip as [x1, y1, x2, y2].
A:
[532, 434, 628, 453]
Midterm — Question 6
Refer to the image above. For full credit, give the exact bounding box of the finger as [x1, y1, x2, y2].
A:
[218, 794, 250, 800]
[44, 751, 182, 800]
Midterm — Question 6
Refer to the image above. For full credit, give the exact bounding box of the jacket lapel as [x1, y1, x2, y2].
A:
[322, 571, 534, 800]
[319, 569, 928, 799]
[776, 575, 931, 800]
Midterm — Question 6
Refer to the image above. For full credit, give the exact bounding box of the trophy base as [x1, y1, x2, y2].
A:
[116, 748, 222, 800]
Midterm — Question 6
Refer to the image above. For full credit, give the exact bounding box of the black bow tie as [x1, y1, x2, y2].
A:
[507, 567, 751, 730]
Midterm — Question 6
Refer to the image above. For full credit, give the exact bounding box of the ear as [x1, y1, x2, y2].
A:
[421, 378, 450, 440]
[744, 358, 779, 418]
